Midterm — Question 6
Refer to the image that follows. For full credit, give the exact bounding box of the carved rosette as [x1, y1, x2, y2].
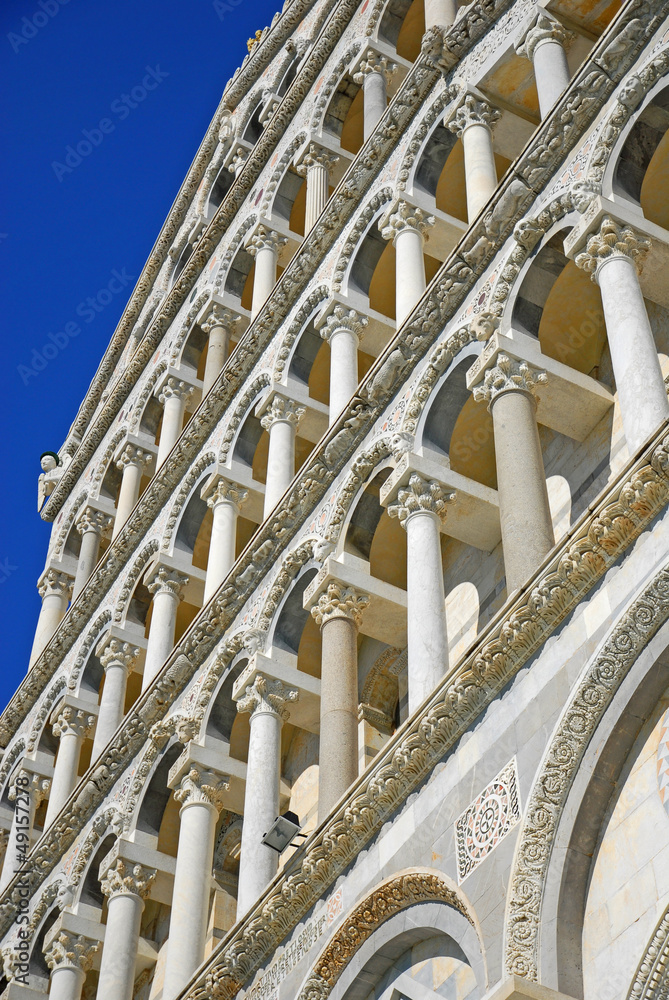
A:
[44, 931, 99, 974]
[52, 706, 96, 742]
[310, 582, 370, 629]
[353, 49, 397, 85]
[173, 765, 229, 813]
[200, 304, 241, 336]
[319, 305, 368, 345]
[387, 473, 456, 527]
[156, 378, 194, 407]
[574, 216, 651, 281]
[472, 354, 547, 409]
[295, 143, 340, 178]
[448, 94, 501, 137]
[380, 200, 435, 244]
[38, 569, 73, 601]
[146, 566, 189, 601]
[96, 637, 140, 673]
[515, 10, 571, 61]
[115, 443, 154, 473]
[259, 395, 305, 432]
[236, 674, 299, 722]
[207, 479, 249, 512]
[100, 858, 156, 901]
[9, 769, 51, 806]
[76, 507, 113, 539]
[246, 226, 288, 258]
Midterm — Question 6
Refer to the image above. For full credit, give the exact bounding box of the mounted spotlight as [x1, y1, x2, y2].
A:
[261, 811, 305, 853]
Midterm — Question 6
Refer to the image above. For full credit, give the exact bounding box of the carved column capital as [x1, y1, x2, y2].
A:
[96, 636, 140, 673]
[115, 443, 154, 473]
[76, 507, 113, 539]
[44, 932, 99, 974]
[319, 305, 368, 345]
[246, 226, 288, 257]
[387, 473, 456, 526]
[228, 147, 248, 175]
[472, 353, 548, 409]
[200, 304, 241, 335]
[206, 478, 249, 511]
[100, 857, 156, 901]
[380, 200, 435, 244]
[236, 674, 298, 722]
[52, 706, 95, 742]
[515, 10, 571, 60]
[259, 394, 305, 432]
[353, 49, 398, 85]
[146, 566, 189, 600]
[173, 764, 229, 813]
[448, 94, 501, 137]
[574, 215, 651, 281]
[156, 377, 195, 407]
[38, 569, 73, 601]
[295, 143, 340, 177]
[310, 581, 370, 629]
[9, 769, 51, 806]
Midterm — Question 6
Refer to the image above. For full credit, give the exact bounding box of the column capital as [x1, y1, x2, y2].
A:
[100, 855, 156, 901]
[472, 353, 548, 409]
[52, 705, 95, 742]
[156, 376, 195, 407]
[515, 9, 571, 60]
[200, 303, 241, 335]
[38, 568, 73, 601]
[228, 147, 248, 175]
[310, 580, 370, 629]
[353, 49, 398, 85]
[236, 673, 298, 722]
[246, 225, 288, 257]
[380, 200, 435, 244]
[205, 477, 249, 511]
[448, 93, 501, 137]
[387, 472, 456, 527]
[44, 931, 99, 974]
[258, 392, 306, 432]
[9, 768, 51, 806]
[574, 215, 651, 282]
[115, 442, 155, 473]
[318, 304, 369, 344]
[76, 506, 113, 538]
[146, 565, 189, 600]
[295, 142, 340, 177]
[95, 635, 141, 673]
[173, 764, 229, 813]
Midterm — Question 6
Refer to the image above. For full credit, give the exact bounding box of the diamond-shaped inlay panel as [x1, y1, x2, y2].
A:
[455, 757, 521, 883]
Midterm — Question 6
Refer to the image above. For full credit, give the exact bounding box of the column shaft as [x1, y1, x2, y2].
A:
[30, 591, 68, 665]
[45, 731, 82, 827]
[92, 663, 128, 757]
[425, 0, 458, 26]
[264, 419, 296, 517]
[394, 227, 426, 325]
[72, 529, 102, 599]
[157, 394, 186, 469]
[533, 39, 571, 117]
[305, 163, 330, 232]
[405, 510, 448, 714]
[319, 615, 359, 818]
[96, 892, 144, 1000]
[252, 246, 278, 319]
[113, 462, 143, 540]
[328, 329, 359, 423]
[49, 966, 86, 1000]
[363, 71, 386, 141]
[142, 589, 180, 691]
[203, 324, 231, 394]
[462, 123, 497, 221]
[204, 501, 238, 602]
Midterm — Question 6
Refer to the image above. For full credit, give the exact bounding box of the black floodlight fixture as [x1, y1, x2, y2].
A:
[261, 811, 305, 853]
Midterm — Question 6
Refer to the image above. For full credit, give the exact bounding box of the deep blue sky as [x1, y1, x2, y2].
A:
[0, 0, 284, 711]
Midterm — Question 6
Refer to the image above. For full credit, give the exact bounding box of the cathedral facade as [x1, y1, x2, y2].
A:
[6, 0, 669, 998]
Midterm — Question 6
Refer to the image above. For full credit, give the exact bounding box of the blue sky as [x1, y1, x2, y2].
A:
[0, 0, 284, 711]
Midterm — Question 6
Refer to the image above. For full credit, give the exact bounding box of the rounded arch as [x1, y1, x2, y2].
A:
[68, 610, 113, 699]
[67, 807, 122, 903]
[311, 45, 362, 139]
[272, 285, 330, 387]
[112, 541, 159, 629]
[167, 291, 211, 369]
[260, 131, 308, 229]
[124, 736, 184, 856]
[333, 188, 393, 295]
[25, 679, 67, 757]
[161, 452, 217, 557]
[220, 374, 272, 467]
[128, 363, 168, 439]
[52, 492, 88, 560]
[213, 215, 257, 300]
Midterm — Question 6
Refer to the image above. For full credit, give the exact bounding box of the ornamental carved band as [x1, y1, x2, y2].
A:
[246, 226, 288, 257]
[38, 570, 73, 600]
[146, 566, 189, 600]
[387, 473, 456, 526]
[310, 581, 370, 629]
[200, 304, 241, 335]
[259, 395, 306, 431]
[76, 508, 113, 538]
[115, 443, 154, 472]
[353, 49, 397, 85]
[448, 94, 501, 137]
[295, 143, 340, 177]
[319, 305, 368, 345]
[100, 858, 157, 900]
[44, 932, 99, 974]
[174, 765, 229, 812]
[574, 216, 651, 281]
[207, 479, 249, 511]
[96, 637, 140, 672]
[236, 673, 299, 722]
[379, 200, 435, 244]
[472, 354, 547, 409]
[157, 378, 195, 406]
[515, 10, 570, 61]
[52, 706, 96, 741]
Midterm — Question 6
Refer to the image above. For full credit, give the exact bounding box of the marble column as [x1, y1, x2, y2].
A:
[380, 201, 435, 325]
[201, 305, 240, 394]
[235, 675, 298, 918]
[97, 858, 156, 1000]
[388, 475, 455, 715]
[45, 932, 99, 1000]
[295, 144, 339, 232]
[516, 11, 571, 119]
[112, 445, 154, 540]
[310, 583, 369, 819]
[247, 227, 288, 319]
[1, 769, 51, 891]
[73, 509, 112, 599]
[92, 638, 140, 758]
[353, 51, 397, 141]
[448, 94, 501, 222]
[204, 480, 249, 603]
[260, 395, 306, 518]
[575, 216, 669, 455]
[142, 567, 189, 691]
[156, 379, 195, 469]
[425, 0, 458, 28]
[162, 765, 229, 1000]
[319, 306, 368, 424]
[473, 355, 554, 591]
[30, 570, 73, 667]
[44, 707, 95, 827]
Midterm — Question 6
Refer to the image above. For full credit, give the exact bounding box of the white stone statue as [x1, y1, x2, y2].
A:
[38, 452, 65, 512]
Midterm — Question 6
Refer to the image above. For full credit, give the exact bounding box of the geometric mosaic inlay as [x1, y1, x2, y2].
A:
[455, 757, 521, 883]
[657, 707, 669, 819]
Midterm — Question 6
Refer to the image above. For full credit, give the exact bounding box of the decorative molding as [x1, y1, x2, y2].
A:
[161, 452, 216, 552]
[626, 906, 669, 999]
